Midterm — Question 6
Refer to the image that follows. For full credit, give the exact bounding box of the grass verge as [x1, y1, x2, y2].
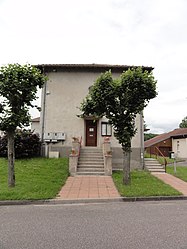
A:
[0, 157, 69, 200]
[144, 153, 184, 165]
[144, 153, 174, 164]
[167, 166, 187, 182]
[112, 170, 181, 197]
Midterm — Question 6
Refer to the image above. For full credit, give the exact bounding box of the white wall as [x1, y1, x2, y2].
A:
[40, 70, 142, 149]
[0, 130, 4, 137]
[172, 138, 187, 158]
[31, 121, 41, 136]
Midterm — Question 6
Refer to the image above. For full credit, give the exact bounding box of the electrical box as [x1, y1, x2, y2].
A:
[169, 151, 175, 159]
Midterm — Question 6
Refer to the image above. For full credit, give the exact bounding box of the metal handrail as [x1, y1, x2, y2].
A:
[155, 146, 167, 172]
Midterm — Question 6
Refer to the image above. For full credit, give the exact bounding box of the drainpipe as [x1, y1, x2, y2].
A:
[41, 65, 47, 145]
[140, 112, 145, 169]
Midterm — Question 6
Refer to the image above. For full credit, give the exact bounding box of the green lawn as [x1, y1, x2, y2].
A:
[167, 166, 187, 182]
[0, 157, 69, 200]
[144, 153, 184, 165]
[112, 170, 181, 197]
[144, 153, 174, 164]
[1, 157, 184, 201]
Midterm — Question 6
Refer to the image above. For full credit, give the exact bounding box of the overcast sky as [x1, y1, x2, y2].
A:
[0, 0, 187, 134]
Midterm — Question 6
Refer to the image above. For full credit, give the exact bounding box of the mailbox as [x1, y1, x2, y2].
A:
[169, 151, 175, 159]
[44, 132, 66, 142]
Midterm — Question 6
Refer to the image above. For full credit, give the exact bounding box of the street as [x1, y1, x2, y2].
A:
[0, 201, 187, 249]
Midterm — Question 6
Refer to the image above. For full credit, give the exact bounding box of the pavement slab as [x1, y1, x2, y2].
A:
[57, 175, 120, 199]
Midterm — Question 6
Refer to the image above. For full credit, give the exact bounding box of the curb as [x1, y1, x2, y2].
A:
[0, 195, 187, 206]
[121, 195, 187, 202]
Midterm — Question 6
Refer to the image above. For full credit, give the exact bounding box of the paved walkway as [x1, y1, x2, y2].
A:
[57, 176, 120, 200]
[152, 172, 187, 195]
[57, 172, 187, 200]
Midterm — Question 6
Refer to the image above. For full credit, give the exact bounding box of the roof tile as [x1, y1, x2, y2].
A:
[145, 128, 187, 148]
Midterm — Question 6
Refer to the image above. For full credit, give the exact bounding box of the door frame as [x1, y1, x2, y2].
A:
[85, 119, 98, 146]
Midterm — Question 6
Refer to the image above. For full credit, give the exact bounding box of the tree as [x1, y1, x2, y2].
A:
[80, 67, 157, 185]
[144, 121, 158, 141]
[144, 133, 158, 141]
[179, 116, 187, 128]
[0, 64, 47, 187]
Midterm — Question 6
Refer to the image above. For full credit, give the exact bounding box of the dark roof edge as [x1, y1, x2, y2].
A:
[172, 134, 187, 139]
[34, 63, 154, 73]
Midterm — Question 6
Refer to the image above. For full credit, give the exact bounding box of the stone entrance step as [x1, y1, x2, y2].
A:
[77, 147, 105, 175]
[145, 158, 165, 173]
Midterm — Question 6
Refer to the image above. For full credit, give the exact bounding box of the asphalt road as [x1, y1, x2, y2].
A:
[169, 160, 187, 167]
[1, 201, 187, 249]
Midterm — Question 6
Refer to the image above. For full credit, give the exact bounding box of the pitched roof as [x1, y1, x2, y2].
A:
[35, 63, 153, 73]
[145, 128, 187, 148]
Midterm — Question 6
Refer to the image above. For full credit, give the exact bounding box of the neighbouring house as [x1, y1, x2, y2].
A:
[36, 63, 153, 171]
[145, 128, 187, 158]
[31, 117, 40, 136]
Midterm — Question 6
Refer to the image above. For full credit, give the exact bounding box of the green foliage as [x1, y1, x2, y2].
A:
[179, 116, 187, 128]
[0, 157, 69, 200]
[112, 170, 181, 197]
[144, 133, 158, 141]
[0, 64, 47, 132]
[0, 130, 41, 158]
[0, 63, 47, 187]
[80, 67, 157, 151]
[167, 166, 187, 182]
[144, 153, 182, 165]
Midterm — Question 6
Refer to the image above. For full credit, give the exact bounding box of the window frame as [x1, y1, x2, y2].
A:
[101, 122, 112, 137]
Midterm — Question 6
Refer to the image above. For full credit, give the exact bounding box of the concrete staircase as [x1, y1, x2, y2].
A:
[77, 147, 105, 175]
[144, 158, 165, 173]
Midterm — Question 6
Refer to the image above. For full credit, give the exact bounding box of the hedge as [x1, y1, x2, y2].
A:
[0, 130, 41, 158]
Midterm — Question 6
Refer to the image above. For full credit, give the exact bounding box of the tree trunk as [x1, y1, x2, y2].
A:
[7, 131, 15, 187]
[123, 147, 131, 185]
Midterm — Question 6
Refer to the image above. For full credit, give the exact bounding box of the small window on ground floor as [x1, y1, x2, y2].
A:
[101, 122, 112, 136]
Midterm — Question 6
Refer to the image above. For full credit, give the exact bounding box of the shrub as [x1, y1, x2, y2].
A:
[0, 130, 41, 158]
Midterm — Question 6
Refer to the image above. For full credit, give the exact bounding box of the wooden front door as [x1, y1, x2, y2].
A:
[86, 120, 97, 146]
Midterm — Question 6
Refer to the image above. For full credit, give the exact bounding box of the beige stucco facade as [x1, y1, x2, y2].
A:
[39, 64, 149, 170]
[172, 138, 187, 159]
[31, 118, 40, 136]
